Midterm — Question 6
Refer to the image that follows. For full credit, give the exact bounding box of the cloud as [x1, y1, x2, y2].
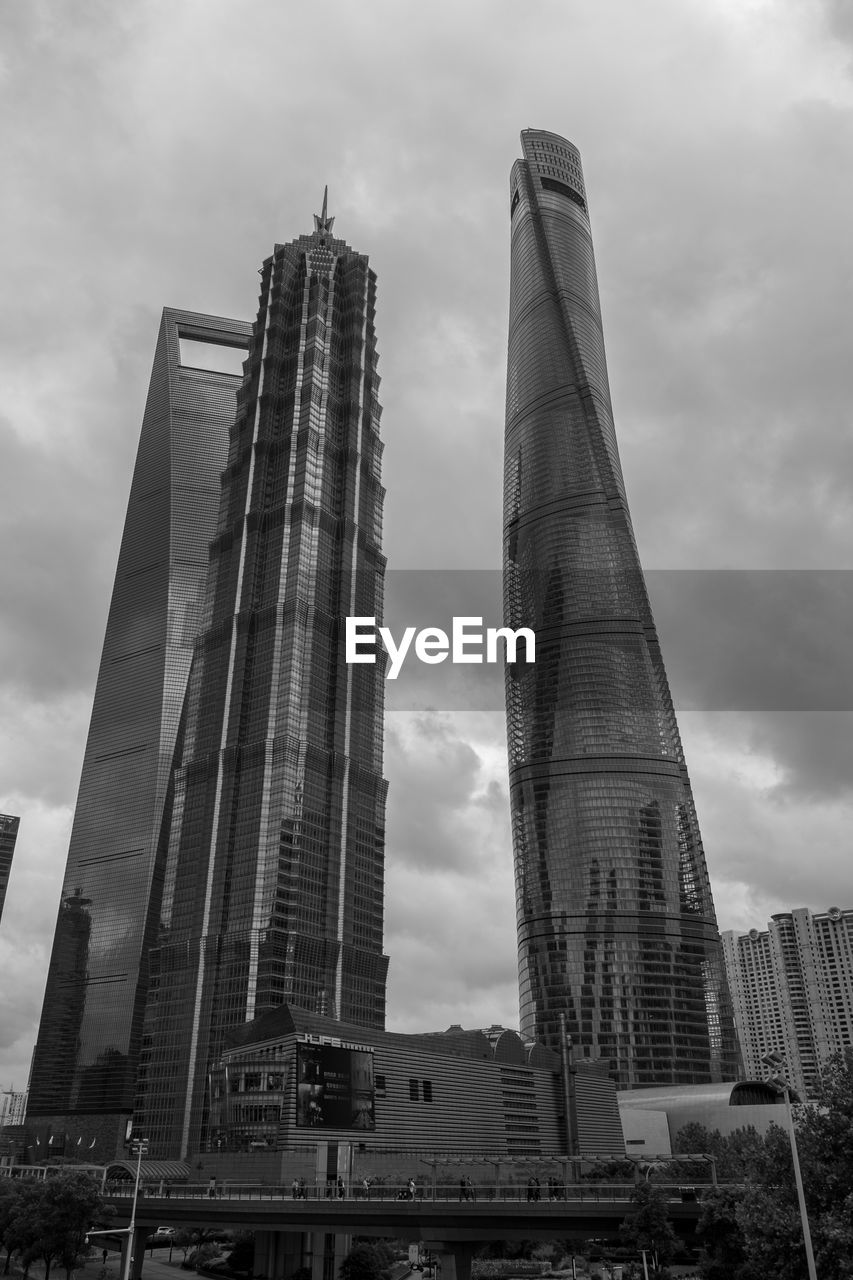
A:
[1, 0, 853, 1088]
[384, 712, 518, 1031]
[0, 801, 71, 1085]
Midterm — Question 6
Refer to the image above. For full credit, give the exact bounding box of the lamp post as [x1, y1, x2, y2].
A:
[123, 1137, 149, 1280]
[761, 1052, 817, 1280]
[88, 1137, 148, 1280]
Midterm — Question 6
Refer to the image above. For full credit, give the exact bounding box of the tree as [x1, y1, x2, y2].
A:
[795, 1049, 853, 1278]
[3, 1181, 45, 1279]
[619, 1184, 676, 1273]
[339, 1243, 392, 1280]
[34, 1172, 110, 1280]
[694, 1186, 747, 1280]
[1, 1173, 112, 1280]
[0, 1181, 22, 1276]
[226, 1232, 255, 1275]
[173, 1229, 196, 1261]
[673, 1120, 770, 1182]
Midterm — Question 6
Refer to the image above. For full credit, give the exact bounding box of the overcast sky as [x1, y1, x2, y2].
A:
[2, 0, 853, 1092]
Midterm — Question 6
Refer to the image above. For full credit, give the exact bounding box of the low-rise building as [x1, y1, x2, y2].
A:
[200, 1006, 625, 1187]
[617, 1080, 786, 1156]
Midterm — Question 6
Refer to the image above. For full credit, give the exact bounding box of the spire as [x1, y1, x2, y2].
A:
[313, 185, 335, 235]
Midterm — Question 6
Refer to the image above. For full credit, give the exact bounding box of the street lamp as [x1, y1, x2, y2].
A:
[761, 1052, 817, 1280]
[85, 1135, 148, 1280]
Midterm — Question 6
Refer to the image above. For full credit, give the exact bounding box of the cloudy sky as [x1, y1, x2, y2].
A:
[2, 0, 853, 1092]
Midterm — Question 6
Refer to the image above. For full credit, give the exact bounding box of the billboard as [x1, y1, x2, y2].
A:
[295, 1041, 375, 1131]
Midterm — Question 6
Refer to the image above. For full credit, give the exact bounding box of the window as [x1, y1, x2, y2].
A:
[540, 176, 586, 210]
[408, 1078, 419, 1101]
[422, 1080, 433, 1102]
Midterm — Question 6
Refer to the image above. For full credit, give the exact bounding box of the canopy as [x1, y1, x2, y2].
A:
[105, 1160, 190, 1182]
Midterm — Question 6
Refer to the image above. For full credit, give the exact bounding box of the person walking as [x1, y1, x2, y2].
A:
[208, 1176, 217, 1200]
[407, 1177, 416, 1201]
[337, 1176, 345, 1199]
[291, 1177, 300, 1199]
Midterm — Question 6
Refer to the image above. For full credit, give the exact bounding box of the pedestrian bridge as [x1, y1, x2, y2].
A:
[107, 1185, 704, 1280]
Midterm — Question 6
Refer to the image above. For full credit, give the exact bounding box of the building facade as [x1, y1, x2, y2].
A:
[204, 1005, 624, 1182]
[0, 1091, 27, 1128]
[503, 129, 740, 1086]
[723, 907, 853, 1098]
[0, 813, 20, 923]
[136, 202, 389, 1159]
[27, 310, 251, 1158]
[618, 1080, 785, 1156]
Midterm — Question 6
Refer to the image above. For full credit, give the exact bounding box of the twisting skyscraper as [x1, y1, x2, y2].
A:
[503, 130, 740, 1086]
[137, 196, 389, 1157]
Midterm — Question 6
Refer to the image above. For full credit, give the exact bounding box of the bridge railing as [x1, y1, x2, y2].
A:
[102, 1180, 705, 1205]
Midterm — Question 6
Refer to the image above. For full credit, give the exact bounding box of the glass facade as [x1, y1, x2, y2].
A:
[137, 210, 389, 1158]
[0, 813, 20, 923]
[27, 311, 251, 1156]
[504, 130, 741, 1086]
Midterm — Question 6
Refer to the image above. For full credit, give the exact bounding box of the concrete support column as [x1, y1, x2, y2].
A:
[255, 1230, 308, 1280]
[425, 1243, 475, 1280]
[309, 1231, 349, 1280]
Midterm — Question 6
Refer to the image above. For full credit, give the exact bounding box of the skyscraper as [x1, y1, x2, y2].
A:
[0, 813, 20, 923]
[723, 907, 853, 1098]
[28, 310, 251, 1156]
[136, 197, 388, 1158]
[503, 129, 740, 1086]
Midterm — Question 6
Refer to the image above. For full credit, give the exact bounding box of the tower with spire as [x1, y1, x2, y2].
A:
[135, 202, 389, 1158]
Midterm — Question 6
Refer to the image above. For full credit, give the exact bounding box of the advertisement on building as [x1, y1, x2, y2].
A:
[295, 1040, 375, 1130]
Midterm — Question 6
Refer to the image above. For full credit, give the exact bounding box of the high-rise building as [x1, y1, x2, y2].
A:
[0, 814, 20, 922]
[136, 198, 388, 1158]
[503, 129, 740, 1086]
[0, 1089, 28, 1128]
[723, 907, 853, 1098]
[27, 310, 251, 1157]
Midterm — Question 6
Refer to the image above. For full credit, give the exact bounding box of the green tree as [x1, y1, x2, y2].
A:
[619, 1184, 676, 1273]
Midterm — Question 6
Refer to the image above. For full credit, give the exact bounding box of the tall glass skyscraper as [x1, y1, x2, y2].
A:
[504, 130, 740, 1086]
[136, 200, 389, 1157]
[28, 310, 251, 1157]
[0, 813, 20, 923]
